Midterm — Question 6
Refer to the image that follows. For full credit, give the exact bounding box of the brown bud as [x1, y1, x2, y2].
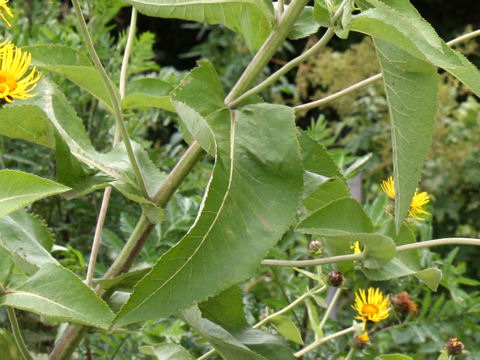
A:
[327, 271, 344, 287]
[390, 291, 418, 316]
[447, 338, 464, 355]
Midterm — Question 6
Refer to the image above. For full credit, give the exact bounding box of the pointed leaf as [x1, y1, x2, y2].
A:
[269, 315, 304, 345]
[95, 266, 152, 292]
[374, 39, 438, 230]
[113, 103, 302, 326]
[122, 0, 274, 52]
[0, 170, 69, 219]
[233, 328, 295, 360]
[25, 44, 112, 110]
[0, 210, 58, 274]
[0, 264, 115, 329]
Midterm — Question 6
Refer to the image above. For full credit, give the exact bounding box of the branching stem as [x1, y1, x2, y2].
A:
[294, 326, 355, 357]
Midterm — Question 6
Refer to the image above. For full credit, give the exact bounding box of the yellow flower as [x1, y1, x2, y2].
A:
[0, 0, 13, 27]
[353, 288, 390, 325]
[0, 43, 41, 103]
[358, 332, 370, 342]
[381, 176, 430, 221]
[351, 241, 362, 254]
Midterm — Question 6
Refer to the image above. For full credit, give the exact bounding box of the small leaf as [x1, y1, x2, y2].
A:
[269, 315, 304, 345]
[305, 298, 323, 338]
[0, 170, 69, 219]
[139, 344, 194, 360]
[288, 6, 320, 40]
[0, 264, 115, 329]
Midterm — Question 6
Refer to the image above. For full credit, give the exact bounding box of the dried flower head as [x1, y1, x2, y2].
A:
[0, 0, 13, 27]
[0, 43, 41, 103]
[446, 338, 464, 355]
[353, 288, 390, 327]
[390, 291, 418, 316]
[327, 271, 344, 287]
[381, 176, 430, 221]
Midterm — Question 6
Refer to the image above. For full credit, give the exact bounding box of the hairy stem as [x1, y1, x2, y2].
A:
[295, 28, 480, 112]
[262, 237, 480, 267]
[228, 0, 348, 108]
[224, 0, 309, 104]
[318, 288, 342, 330]
[7, 307, 33, 360]
[85, 8, 138, 287]
[294, 326, 355, 357]
[71, 0, 148, 196]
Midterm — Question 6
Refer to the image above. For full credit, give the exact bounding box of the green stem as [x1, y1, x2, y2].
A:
[228, 0, 348, 108]
[344, 348, 355, 360]
[254, 285, 327, 328]
[71, 0, 148, 196]
[7, 307, 33, 360]
[224, 0, 309, 104]
[295, 28, 480, 112]
[294, 326, 355, 357]
[318, 288, 342, 331]
[119, 8, 137, 100]
[262, 238, 480, 267]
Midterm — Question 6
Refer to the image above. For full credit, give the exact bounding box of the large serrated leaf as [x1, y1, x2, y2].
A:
[0, 264, 115, 329]
[25, 44, 112, 111]
[113, 102, 303, 327]
[0, 170, 69, 219]
[123, 0, 274, 52]
[374, 39, 438, 230]
[0, 210, 58, 275]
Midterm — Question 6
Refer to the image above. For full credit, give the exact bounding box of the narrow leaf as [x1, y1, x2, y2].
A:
[269, 315, 304, 345]
[0, 170, 69, 219]
[0, 264, 115, 329]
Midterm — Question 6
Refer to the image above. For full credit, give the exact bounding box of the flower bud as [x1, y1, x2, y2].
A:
[352, 332, 369, 349]
[309, 240, 323, 255]
[327, 271, 344, 287]
[446, 338, 464, 355]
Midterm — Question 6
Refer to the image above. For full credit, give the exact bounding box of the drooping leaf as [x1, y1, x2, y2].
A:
[0, 170, 69, 219]
[199, 286, 248, 332]
[269, 315, 304, 345]
[122, 78, 175, 112]
[0, 210, 57, 274]
[113, 102, 302, 326]
[139, 344, 194, 360]
[0, 264, 114, 329]
[122, 0, 275, 52]
[25, 44, 113, 111]
[0, 105, 55, 148]
[373, 39, 438, 230]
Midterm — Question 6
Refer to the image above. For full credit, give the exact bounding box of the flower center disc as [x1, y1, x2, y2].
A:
[0, 70, 17, 92]
[361, 303, 379, 316]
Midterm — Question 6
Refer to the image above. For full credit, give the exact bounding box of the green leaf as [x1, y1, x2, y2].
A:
[122, 0, 274, 52]
[0, 170, 69, 219]
[269, 315, 304, 345]
[25, 44, 113, 111]
[139, 344, 194, 360]
[122, 78, 175, 112]
[313, 0, 342, 27]
[288, 6, 320, 40]
[0, 246, 13, 285]
[113, 102, 302, 327]
[172, 60, 228, 156]
[296, 198, 373, 235]
[437, 351, 448, 360]
[233, 328, 294, 360]
[0, 105, 55, 148]
[305, 298, 323, 338]
[199, 286, 248, 332]
[0, 210, 57, 274]
[0, 328, 22, 360]
[302, 178, 351, 213]
[374, 39, 438, 230]
[178, 306, 269, 360]
[0, 264, 114, 329]
[377, 355, 414, 360]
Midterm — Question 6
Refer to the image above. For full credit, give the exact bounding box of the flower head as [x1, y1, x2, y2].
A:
[351, 241, 362, 254]
[352, 332, 370, 349]
[0, 0, 13, 27]
[381, 176, 430, 221]
[446, 338, 464, 355]
[353, 288, 390, 326]
[390, 291, 418, 316]
[0, 43, 41, 103]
